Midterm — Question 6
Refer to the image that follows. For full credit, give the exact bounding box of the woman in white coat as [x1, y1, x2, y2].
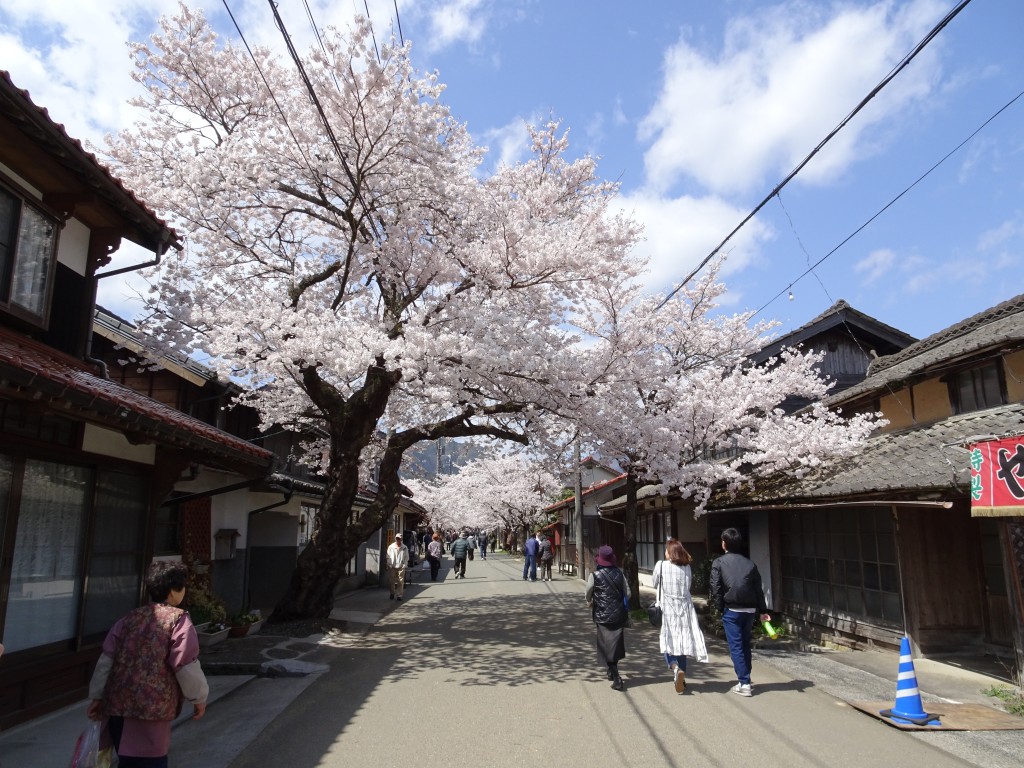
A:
[652, 538, 708, 693]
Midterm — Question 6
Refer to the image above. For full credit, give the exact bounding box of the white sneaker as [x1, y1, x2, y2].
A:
[732, 683, 752, 697]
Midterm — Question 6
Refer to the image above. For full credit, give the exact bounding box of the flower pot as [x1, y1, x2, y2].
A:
[248, 619, 264, 635]
[228, 624, 250, 638]
[197, 627, 229, 647]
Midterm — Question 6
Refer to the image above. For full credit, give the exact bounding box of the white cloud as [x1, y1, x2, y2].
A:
[853, 248, 896, 285]
[425, 0, 488, 52]
[977, 217, 1022, 251]
[615, 190, 774, 295]
[478, 117, 533, 171]
[637, 0, 948, 196]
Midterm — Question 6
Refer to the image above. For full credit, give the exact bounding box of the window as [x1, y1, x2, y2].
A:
[300, 502, 319, 545]
[950, 362, 1005, 414]
[636, 511, 670, 571]
[0, 184, 59, 325]
[3, 460, 91, 652]
[781, 507, 902, 625]
[154, 499, 182, 556]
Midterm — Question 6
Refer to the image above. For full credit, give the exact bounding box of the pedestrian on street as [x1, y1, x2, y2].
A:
[450, 532, 470, 578]
[538, 533, 554, 581]
[466, 530, 476, 561]
[585, 545, 630, 691]
[86, 561, 209, 768]
[652, 539, 708, 694]
[427, 532, 443, 581]
[709, 527, 771, 697]
[387, 533, 409, 600]
[478, 531, 488, 559]
[522, 531, 541, 581]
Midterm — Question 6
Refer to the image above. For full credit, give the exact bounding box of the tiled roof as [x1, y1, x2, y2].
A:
[0, 70, 178, 251]
[832, 293, 1024, 405]
[711, 402, 1024, 508]
[0, 327, 272, 470]
[543, 473, 627, 512]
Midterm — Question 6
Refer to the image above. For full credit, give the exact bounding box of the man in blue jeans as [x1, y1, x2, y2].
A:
[522, 532, 540, 581]
[709, 528, 771, 697]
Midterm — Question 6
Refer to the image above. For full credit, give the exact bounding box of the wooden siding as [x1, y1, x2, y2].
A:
[897, 506, 986, 653]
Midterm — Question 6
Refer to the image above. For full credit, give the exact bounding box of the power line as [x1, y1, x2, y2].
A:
[654, 0, 975, 311]
[393, 0, 405, 46]
[220, 0, 315, 176]
[754, 87, 1024, 318]
[265, 0, 381, 241]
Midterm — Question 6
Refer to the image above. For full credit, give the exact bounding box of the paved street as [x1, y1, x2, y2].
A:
[222, 554, 997, 768]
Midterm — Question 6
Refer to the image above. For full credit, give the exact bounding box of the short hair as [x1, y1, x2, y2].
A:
[666, 539, 692, 566]
[432, 532, 440, 541]
[721, 527, 743, 552]
[146, 561, 188, 603]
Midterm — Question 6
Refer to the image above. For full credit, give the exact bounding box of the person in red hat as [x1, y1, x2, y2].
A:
[585, 545, 631, 691]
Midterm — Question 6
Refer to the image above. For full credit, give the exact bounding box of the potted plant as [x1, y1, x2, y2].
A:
[228, 611, 262, 638]
[186, 580, 229, 646]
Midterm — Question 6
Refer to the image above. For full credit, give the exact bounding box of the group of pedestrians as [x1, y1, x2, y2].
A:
[522, 530, 555, 581]
[585, 527, 771, 697]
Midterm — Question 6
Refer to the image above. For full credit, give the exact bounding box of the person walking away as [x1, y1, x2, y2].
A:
[450, 532, 470, 578]
[427, 532, 443, 581]
[522, 531, 541, 581]
[466, 531, 476, 561]
[538, 534, 554, 581]
[709, 527, 771, 697]
[585, 545, 630, 691]
[387, 533, 409, 600]
[653, 539, 708, 693]
[478, 531, 488, 560]
[86, 561, 209, 768]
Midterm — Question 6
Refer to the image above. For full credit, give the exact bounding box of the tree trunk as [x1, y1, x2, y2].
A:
[622, 470, 641, 609]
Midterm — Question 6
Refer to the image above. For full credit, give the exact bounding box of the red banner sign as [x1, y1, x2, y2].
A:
[968, 436, 1024, 517]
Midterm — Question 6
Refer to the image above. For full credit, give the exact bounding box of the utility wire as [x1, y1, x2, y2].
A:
[654, 0, 974, 311]
[393, 0, 405, 46]
[220, 0, 317, 178]
[266, 0, 382, 240]
[754, 87, 1024, 318]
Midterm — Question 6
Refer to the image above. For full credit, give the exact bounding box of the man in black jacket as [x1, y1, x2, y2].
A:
[709, 528, 771, 697]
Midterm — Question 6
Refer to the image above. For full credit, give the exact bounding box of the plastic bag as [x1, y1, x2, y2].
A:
[69, 722, 100, 768]
[68, 722, 118, 767]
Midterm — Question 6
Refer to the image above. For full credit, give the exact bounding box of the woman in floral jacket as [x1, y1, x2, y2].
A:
[87, 561, 209, 768]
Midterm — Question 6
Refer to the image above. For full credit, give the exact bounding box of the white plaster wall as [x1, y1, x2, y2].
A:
[82, 423, 155, 464]
[57, 216, 89, 275]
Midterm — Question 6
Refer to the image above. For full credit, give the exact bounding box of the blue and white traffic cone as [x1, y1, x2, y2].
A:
[879, 637, 941, 726]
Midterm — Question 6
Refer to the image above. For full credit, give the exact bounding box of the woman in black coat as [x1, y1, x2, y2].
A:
[585, 545, 631, 691]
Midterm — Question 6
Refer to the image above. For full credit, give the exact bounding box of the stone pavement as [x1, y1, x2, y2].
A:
[0, 583, 397, 768]
[1, 553, 1021, 768]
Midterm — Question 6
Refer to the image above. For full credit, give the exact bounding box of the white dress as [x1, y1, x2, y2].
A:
[653, 560, 709, 662]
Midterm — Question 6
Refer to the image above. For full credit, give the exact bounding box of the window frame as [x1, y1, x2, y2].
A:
[0, 176, 61, 328]
[946, 360, 1007, 415]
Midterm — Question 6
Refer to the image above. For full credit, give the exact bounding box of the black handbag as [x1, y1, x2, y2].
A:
[648, 562, 663, 628]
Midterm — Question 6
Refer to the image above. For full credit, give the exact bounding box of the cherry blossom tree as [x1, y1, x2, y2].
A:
[104, 5, 643, 620]
[407, 454, 559, 545]
[575, 260, 880, 604]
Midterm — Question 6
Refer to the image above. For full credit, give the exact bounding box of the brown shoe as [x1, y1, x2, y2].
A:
[674, 668, 686, 694]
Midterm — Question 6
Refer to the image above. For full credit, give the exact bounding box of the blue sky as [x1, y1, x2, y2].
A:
[2, 0, 1022, 342]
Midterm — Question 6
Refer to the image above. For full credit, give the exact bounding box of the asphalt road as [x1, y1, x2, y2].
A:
[224, 554, 978, 768]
